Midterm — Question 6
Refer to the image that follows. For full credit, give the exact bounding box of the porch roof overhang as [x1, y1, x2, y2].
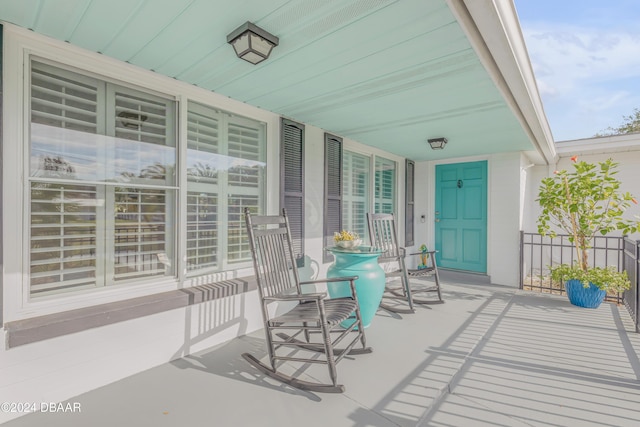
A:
[0, 0, 556, 164]
[555, 132, 640, 157]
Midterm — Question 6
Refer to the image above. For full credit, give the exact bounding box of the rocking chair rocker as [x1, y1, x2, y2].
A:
[243, 208, 372, 393]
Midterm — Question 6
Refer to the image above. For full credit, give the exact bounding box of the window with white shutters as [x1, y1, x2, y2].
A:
[29, 59, 176, 297]
[30, 182, 98, 295]
[186, 104, 220, 272]
[227, 120, 263, 265]
[342, 150, 370, 243]
[113, 188, 168, 282]
[375, 156, 396, 214]
[186, 192, 218, 271]
[31, 64, 99, 134]
[186, 102, 265, 273]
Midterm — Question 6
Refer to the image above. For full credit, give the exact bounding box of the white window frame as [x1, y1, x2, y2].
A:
[342, 149, 371, 241]
[2, 25, 279, 322]
[342, 144, 404, 241]
[26, 58, 179, 299]
[185, 101, 266, 275]
[374, 155, 397, 215]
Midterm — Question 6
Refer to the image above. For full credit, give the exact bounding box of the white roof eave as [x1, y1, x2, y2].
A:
[446, 0, 557, 165]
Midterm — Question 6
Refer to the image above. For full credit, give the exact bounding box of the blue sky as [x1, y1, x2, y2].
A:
[514, 0, 640, 141]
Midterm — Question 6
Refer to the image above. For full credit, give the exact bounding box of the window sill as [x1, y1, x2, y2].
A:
[4, 276, 257, 349]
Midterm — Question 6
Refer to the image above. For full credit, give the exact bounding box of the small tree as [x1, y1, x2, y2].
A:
[595, 108, 640, 136]
[537, 157, 640, 273]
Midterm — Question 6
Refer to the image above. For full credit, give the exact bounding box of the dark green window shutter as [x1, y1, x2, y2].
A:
[280, 118, 305, 260]
[324, 133, 343, 263]
[405, 159, 415, 247]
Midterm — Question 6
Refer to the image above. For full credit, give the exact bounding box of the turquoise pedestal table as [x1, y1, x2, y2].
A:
[326, 246, 385, 328]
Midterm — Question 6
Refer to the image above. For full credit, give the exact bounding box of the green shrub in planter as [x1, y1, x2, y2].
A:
[537, 157, 640, 303]
[549, 264, 630, 293]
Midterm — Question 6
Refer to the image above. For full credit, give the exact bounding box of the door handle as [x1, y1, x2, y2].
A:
[435, 219, 440, 222]
[457, 180, 463, 188]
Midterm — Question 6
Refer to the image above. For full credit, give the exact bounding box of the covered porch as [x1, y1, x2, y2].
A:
[5, 275, 639, 427]
[0, 1, 596, 424]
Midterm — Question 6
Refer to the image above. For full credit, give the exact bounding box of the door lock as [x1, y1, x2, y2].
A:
[457, 179, 463, 188]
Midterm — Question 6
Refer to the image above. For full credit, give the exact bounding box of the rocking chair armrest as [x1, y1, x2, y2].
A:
[301, 276, 359, 299]
[408, 250, 438, 256]
[299, 276, 358, 286]
[302, 277, 359, 299]
[264, 292, 326, 302]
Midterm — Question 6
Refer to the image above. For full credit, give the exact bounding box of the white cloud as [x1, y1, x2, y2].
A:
[524, 24, 640, 94]
[522, 23, 640, 139]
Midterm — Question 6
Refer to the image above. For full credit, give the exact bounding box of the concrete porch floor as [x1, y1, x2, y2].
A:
[5, 276, 640, 427]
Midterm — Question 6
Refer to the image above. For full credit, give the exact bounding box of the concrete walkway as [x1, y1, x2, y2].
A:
[4, 278, 640, 426]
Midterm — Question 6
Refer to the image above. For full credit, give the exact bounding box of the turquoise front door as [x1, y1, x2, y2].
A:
[435, 161, 487, 273]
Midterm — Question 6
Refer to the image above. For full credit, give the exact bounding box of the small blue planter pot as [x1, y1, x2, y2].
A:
[564, 279, 606, 308]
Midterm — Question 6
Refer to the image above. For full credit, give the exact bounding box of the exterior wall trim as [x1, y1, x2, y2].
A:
[5, 276, 257, 348]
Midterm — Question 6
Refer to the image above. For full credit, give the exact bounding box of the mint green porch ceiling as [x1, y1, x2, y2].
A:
[0, 0, 536, 161]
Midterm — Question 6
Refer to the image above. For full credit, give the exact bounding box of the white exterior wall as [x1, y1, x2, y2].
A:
[522, 138, 640, 238]
[557, 151, 640, 217]
[490, 152, 523, 286]
[0, 292, 263, 424]
[0, 25, 277, 424]
[415, 151, 526, 287]
[299, 129, 407, 285]
[0, 25, 410, 422]
[521, 164, 549, 234]
[519, 137, 640, 283]
[296, 125, 325, 283]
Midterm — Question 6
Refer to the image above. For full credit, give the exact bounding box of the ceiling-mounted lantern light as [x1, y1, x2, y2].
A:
[427, 137, 448, 150]
[227, 21, 279, 65]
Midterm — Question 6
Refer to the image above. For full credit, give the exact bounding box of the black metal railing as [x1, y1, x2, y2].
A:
[520, 231, 640, 331]
[519, 232, 625, 303]
[623, 237, 640, 332]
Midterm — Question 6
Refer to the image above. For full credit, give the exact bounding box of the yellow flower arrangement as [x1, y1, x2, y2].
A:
[334, 230, 360, 242]
[333, 230, 362, 249]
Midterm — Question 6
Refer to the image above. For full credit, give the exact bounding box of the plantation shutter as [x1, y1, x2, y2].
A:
[114, 92, 170, 147]
[111, 87, 173, 282]
[185, 102, 265, 272]
[323, 133, 343, 263]
[280, 118, 305, 260]
[30, 183, 99, 295]
[30, 62, 101, 295]
[405, 159, 415, 247]
[30, 60, 177, 296]
[186, 106, 220, 272]
[342, 150, 370, 242]
[375, 157, 396, 214]
[31, 61, 100, 134]
[227, 118, 264, 264]
[113, 188, 167, 282]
